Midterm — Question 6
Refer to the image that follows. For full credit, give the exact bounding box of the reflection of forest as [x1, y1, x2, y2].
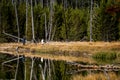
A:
[0, 53, 120, 80]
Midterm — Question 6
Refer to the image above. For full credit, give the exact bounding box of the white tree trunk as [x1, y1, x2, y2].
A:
[48, 60, 51, 80]
[90, 0, 93, 42]
[15, 54, 19, 80]
[48, 0, 53, 41]
[0, 9, 2, 34]
[51, 25, 56, 41]
[31, 0, 35, 41]
[44, 13, 48, 42]
[26, 0, 28, 39]
[39, 64, 45, 80]
[30, 57, 35, 80]
[15, 2, 20, 42]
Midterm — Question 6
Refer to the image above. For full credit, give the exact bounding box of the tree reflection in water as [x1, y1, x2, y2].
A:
[0, 53, 120, 80]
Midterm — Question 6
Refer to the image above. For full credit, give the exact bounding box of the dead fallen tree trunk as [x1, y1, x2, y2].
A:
[67, 62, 120, 71]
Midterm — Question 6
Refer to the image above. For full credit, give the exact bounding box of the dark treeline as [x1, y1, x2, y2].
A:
[0, 0, 120, 42]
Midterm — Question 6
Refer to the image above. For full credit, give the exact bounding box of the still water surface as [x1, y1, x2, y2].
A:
[0, 53, 120, 80]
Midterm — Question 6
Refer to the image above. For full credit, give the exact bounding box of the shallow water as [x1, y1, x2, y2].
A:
[0, 53, 120, 80]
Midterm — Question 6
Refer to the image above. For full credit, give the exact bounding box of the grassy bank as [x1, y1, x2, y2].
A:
[72, 72, 120, 80]
[0, 42, 120, 63]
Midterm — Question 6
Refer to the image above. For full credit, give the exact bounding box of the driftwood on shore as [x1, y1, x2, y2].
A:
[67, 62, 120, 72]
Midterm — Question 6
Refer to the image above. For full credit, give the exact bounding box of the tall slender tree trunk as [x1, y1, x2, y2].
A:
[90, 0, 93, 42]
[15, 2, 20, 42]
[0, 10, 1, 34]
[44, 13, 48, 42]
[51, 25, 56, 41]
[31, 0, 35, 41]
[48, 0, 53, 41]
[26, 0, 28, 39]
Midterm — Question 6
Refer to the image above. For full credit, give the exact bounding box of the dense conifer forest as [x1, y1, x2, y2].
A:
[0, 0, 120, 42]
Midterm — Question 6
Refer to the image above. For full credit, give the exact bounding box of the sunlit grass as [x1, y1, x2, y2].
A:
[0, 41, 120, 62]
[72, 72, 120, 80]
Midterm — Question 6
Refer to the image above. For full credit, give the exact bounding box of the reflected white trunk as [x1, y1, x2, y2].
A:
[30, 57, 35, 80]
[15, 54, 19, 80]
[39, 64, 45, 80]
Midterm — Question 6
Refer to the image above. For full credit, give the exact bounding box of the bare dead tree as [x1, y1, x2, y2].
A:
[44, 13, 48, 42]
[48, 0, 54, 41]
[0, 10, 1, 33]
[14, 1, 20, 42]
[26, 0, 28, 39]
[31, 0, 35, 42]
[90, 0, 93, 42]
[15, 54, 19, 80]
[51, 24, 56, 41]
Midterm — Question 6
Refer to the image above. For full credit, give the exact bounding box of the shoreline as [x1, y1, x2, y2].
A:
[0, 42, 120, 63]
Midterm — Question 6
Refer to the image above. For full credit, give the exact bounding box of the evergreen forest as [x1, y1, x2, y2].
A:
[0, 0, 120, 42]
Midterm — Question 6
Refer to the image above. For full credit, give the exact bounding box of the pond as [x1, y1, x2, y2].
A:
[0, 53, 120, 80]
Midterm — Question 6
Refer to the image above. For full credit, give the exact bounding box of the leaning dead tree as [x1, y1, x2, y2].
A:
[3, 31, 24, 41]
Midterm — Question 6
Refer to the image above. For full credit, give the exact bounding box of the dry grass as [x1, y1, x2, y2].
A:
[25, 42, 120, 51]
[0, 41, 120, 62]
[72, 72, 120, 80]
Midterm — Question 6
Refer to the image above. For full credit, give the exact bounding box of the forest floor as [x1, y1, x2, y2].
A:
[0, 41, 120, 63]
